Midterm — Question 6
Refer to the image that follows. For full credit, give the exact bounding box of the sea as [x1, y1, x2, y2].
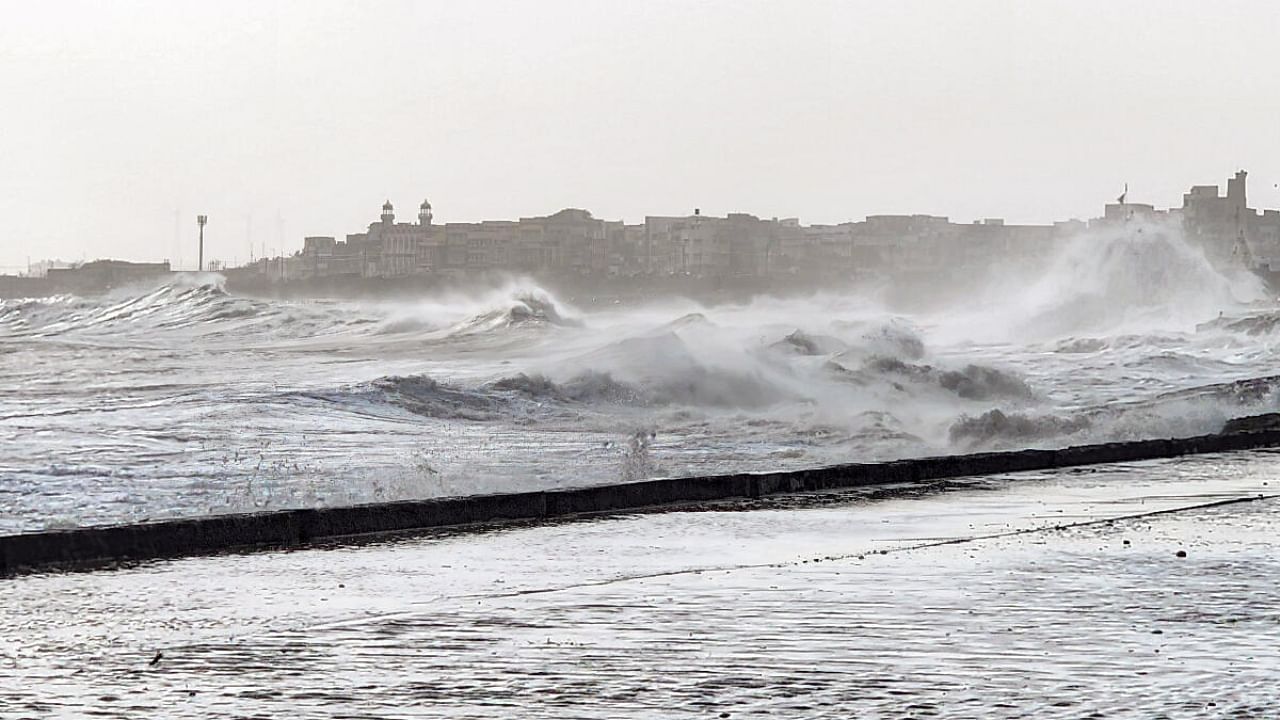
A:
[4, 222, 1280, 717]
[1, 221, 1277, 534]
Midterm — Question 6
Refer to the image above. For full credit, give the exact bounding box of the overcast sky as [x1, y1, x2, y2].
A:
[3, 0, 1280, 270]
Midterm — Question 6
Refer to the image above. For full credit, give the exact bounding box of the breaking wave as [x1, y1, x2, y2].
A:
[0, 278, 586, 345]
[12, 248, 1280, 537]
[448, 291, 582, 336]
[952, 219, 1267, 343]
[948, 372, 1280, 450]
[949, 409, 1091, 447]
[0, 282, 280, 338]
[487, 371, 645, 405]
[826, 355, 1034, 403]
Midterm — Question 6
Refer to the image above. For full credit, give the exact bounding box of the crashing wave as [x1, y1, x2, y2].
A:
[770, 329, 847, 356]
[992, 219, 1266, 339]
[367, 374, 506, 420]
[938, 364, 1035, 401]
[488, 371, 645, 405]
[1054, 337, 1111, 354]
[1054, 333, 1191, 354]
[836, 356, 1035, 402]
[450, 292, 581, 335]
[488, 366, 791, 409]
[1201, 311, 1280, 336]
[1149, 373, 1280, 406]
[566, 329, 798, 409]
[0, 283, 281, 338]
[832, 318, 926, 360]
[949, 409, 1091, 447]
[865, 320, 926, 360]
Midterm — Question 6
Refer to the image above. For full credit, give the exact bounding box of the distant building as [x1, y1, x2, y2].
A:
[46, 260, 172, 293]
[294, 236, 360, 279]
[341, 199, 439, 278]
[1097, 202, 1164, 226]
[1250, 210, 1280, 270]
[24, 260, 75, 278]
[233, 170, 1280, 286]
[516, 209, 608, 275]
[440, 220, 519, 274]
[1181, 171, 1251, 266]
[638, 212, 810, 278]
[789, 218, 849, 278]
[861, 215, 953, 275]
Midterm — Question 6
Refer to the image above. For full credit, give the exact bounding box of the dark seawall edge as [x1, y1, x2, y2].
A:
[5, 424, 1280, 576]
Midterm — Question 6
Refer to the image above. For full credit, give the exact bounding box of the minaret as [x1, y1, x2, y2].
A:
[381, 200, 395, 224]
[418, 199, 433, 226]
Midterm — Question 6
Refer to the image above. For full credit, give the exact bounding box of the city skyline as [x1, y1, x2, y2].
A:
[9, 168, 1270, 298]
[9, 167, 1275, 274]
[5, 1, 1280, 270]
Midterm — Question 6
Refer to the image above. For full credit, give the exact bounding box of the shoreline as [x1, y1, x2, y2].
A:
[5, 415, 1280, 576]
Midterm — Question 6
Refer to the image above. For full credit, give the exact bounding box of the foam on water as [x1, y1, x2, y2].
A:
[4, 456, 1278, 718]
[2, 226, 1279, 530]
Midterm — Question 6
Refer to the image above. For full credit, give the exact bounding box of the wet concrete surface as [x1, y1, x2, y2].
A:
[1, 452, 1278, 718]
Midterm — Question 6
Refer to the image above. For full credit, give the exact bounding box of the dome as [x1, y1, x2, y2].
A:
[382, 199, 394, 211]
[420, 199, 432, 210]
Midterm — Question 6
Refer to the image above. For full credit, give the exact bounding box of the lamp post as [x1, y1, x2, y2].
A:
[197, 215, 208, 272]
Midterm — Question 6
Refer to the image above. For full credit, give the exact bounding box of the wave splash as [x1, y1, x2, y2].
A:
[447, 290, 582, 336]
[946, 219, 1267, 343]
[0, 276, 584, 344]
[0, 281, 273, 338]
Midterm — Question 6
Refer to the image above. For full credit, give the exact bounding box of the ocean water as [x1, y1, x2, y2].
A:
[2, 221, 1279, 532]
[2, 453, 1276, 717]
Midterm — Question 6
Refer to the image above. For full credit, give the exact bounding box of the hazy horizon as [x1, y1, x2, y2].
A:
[4, 0, 1280, 270]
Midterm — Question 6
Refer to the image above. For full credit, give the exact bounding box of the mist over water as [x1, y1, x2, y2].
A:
[2, 223, 1278, 532]
[941, 219, 1267, 344]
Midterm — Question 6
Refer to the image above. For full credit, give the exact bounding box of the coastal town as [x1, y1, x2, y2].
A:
[4, 170, 1277, 298]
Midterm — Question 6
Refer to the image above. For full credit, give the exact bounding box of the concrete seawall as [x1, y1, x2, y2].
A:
[5, 422, 1280, 575]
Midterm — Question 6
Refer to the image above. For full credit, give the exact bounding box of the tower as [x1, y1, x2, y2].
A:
[196, 215, 207, 272]
[418, 199, 433, 226]
[381, 200, 395, 224]
[1228, 170, 1248, 210]
[1228, 170, 1251, 266]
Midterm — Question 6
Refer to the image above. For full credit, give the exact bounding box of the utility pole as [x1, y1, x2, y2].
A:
[197, 215, 207, 271]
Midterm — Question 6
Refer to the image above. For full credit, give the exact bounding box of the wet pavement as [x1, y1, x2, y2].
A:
[1, 452, 1278, 718]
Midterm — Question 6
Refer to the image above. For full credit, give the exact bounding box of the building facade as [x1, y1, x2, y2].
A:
[246, 170, 1280, 285]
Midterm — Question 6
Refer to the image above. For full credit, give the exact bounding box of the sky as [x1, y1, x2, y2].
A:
[3, 0, 1280, 270]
